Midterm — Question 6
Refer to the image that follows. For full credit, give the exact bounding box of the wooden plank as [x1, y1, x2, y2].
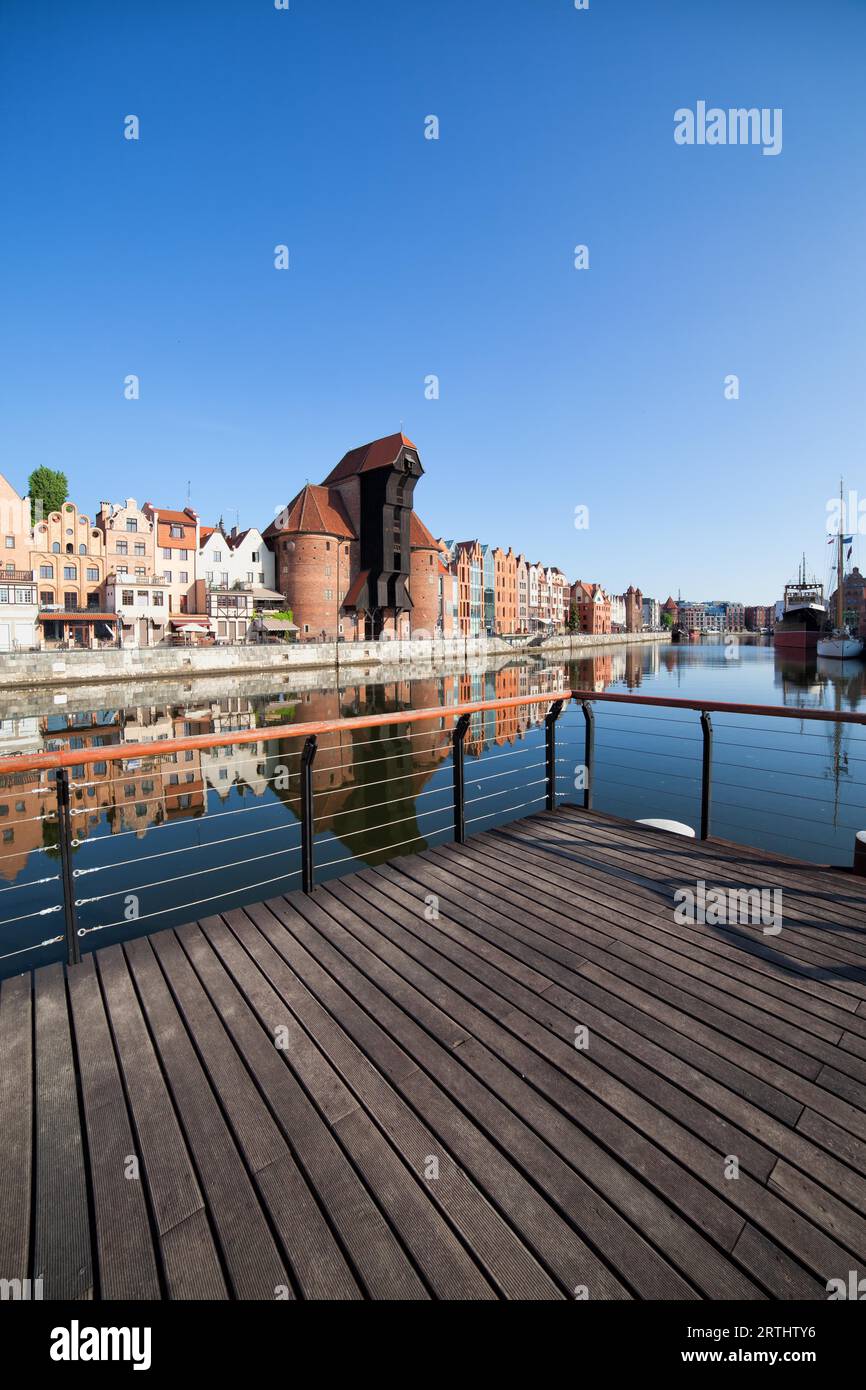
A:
[281, 890, 695, 1299]
[151, 927, 361, 1300]
[123, 935, 290, 1300]
[231, 902, 562, 1300]
[0, 974, 32, 1285]
[96, 944, 227, 1299]
[249, 895, 630, 1299]
[322, 876, 764, 1299]
[67, 956, 161, 1299]
[32, 962, 92, 1299]
[186, 916, 430, 1300]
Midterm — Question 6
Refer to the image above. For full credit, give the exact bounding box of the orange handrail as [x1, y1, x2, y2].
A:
[2, 686, 864, 776]
[0, 691, 571, 774]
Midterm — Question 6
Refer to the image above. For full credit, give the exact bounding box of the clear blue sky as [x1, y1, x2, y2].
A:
[1, 0, 864, 604]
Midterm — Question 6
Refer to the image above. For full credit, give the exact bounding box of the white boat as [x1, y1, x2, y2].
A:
[816, 632, 863, 660]
[817, 478, 864, 661]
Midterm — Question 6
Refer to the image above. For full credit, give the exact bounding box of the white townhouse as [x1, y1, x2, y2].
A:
[198, 526, 276, 597]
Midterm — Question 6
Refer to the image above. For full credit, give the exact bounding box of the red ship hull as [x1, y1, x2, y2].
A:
[773, 628, 821, 652]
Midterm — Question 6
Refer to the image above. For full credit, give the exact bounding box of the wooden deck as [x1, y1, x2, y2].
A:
[3, 805, 866, 1301]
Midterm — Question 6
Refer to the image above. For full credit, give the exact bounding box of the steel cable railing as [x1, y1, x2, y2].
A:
[4, 686, 866, 973]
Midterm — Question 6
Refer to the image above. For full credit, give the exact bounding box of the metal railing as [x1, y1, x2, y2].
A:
[1, 687, 865, 970]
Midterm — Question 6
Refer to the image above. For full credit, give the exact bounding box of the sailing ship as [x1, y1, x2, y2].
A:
[817, 480, 864, 661]
[773, 556, 828, 653]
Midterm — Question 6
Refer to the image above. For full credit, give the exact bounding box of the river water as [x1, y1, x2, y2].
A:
[2, 636, 864, 978]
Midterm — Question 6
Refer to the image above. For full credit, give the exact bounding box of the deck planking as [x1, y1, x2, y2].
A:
[2, 805, 866, 1301]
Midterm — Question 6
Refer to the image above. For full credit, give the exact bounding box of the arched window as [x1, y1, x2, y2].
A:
[52, 542, 60, 554]
[79, 544, 87, 555]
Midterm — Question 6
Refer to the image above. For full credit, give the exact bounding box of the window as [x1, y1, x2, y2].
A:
[116, 565, 127, 575]
[163, 547, 171, 560]
[152, 591, 163, 606]
[126, 518, 138, 532]
[179, 571, 188, 583]
[179, 548, 188, 560]
[134, 542, 146, 556]
[52, 542, 60, 553]
[4, 537, 13, 549]
[169, 524, 183, 538]
[137, 591, 148, 604]
[79, 544, 87, 555]
[40, 589, 53, 605]
[39, 564, 53, 579]
[86, 568, 98, 581]
[246, 572, 253, 583]
[213, 550, 221, 562]
[220, 572, 228, 587]
[63, 566, 76, 580]
[163, 570, 172, 583]
[116, 540, 128, 555]
[251, 550, 259, 562]
[206, 570, 214, 582]
[122, 589, 133, 605]
[135, 567, 145, 580]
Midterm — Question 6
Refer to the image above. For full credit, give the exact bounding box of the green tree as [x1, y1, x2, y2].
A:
[567, 600, 581, 634]
[28, 467, 68, 524]
[661, 610, 674, 630]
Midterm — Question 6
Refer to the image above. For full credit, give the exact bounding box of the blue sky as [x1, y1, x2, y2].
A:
[1, 0, 864, 604]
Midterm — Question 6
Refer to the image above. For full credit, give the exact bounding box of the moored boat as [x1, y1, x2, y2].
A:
[774, 557, 828, 652]
[816, 479, 864, 662]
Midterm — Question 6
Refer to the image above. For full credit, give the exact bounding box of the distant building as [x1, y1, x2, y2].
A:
[828, 566, 866, 635]
[661, 595, 679, 625]
[745, 604, 774, 631]
[104, 573, 169, 648]
[610, 593, 626, 632]
[265, 433, 445, 641]
[142, 503, 201, 634]
[642, 596, 661, 630]
[571, 581, 611, 634]
[623, 586, 643, 633]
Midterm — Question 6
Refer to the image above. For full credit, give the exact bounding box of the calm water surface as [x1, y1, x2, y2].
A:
[2, 636, 864, 977]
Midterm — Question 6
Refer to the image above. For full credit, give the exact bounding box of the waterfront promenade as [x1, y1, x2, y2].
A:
[3, 805, 865, 1300]
[0, 630, 667, 690]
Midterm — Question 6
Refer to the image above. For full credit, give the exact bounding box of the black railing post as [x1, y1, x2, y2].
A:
[55, 768, 81, 966]
[545, 700, 565, 812]
[452, 713, 471, 844]
[300, 735, 318, 894]
[581, 700, 595, 810]
[699, 711, 713, 840]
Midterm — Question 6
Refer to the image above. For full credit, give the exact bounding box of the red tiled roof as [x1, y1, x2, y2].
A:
[342, 569, 370, 609]
[150, 507, 197, 525]
[409, 513, 441, 550]
[322, 432, 417, 486]
[199, 525, 217, 542]
[226, 529, 251, 550]
[264, 484, 356, 540]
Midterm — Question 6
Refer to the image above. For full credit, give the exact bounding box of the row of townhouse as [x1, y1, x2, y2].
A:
[0, 433, 660, 650]
[442, 541, 571, 636]
[0, 473, 280, 650]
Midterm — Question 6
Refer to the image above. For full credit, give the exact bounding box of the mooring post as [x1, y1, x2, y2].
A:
[545, 700, 565, 812]
[581, 700, 595, 810]
[452, 713, 471, 844]
[300, 735, 318, 894]
[55, 767, 81, 966]
[699, 710, 713, 841]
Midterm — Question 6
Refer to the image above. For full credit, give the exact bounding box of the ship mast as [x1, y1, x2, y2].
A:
[837, 477, 844, 631]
